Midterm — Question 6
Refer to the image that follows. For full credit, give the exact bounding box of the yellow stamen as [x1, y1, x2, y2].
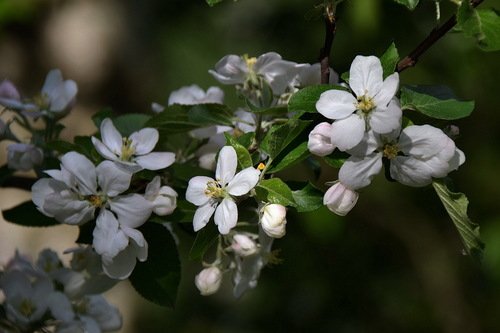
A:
[356, 95, 375, 113]
[33, 93, 50, 110]
[383, 143, 399, 159]
[257, 163, 266, 171]
[87, 195, 105, 208]
[120, 137, 136, 161]
[204, 180, 226, 199]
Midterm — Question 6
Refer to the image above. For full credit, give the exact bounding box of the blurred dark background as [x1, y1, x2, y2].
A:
[1, 0, 500, 332]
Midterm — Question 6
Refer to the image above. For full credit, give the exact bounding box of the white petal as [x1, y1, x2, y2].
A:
[129, 128, 158, 155]
[186, 176, 213, 206]
[60, 152, 97, 195]
[346, 131, 381, 157]
[91, 136, 119, 160]
[323, 182, 359, 216]
[330, 114, 366, 151]
[214, 198, 238, 234]
[369, 98, 402, 134]
[209, 55, 248, 84]
[226, 167, 260, 196]
[31, 178, 65, 216]
[349, 56, 383, 98]
[122, 227, 148, 262]
[96, 160, 132, 196]
[215, 146, 237, 185]
[399, 125, 449, 159]
[93, 210, 128, 261]
[85, 295, 122, 331]
[109, 194, 153, 228]
[101, 245, 137, 280]
[100, 118, 123, 156]
[308, 122, 335, 156]
[42, 69, 63, 94]
[49, 80, 77, 112]
[315, 90, 357, 120]
[47, 292, 74, 322]
[390, 156, 434, 187]
[373, 72, 399, 107]
[339, 153, 383, 190]
[135, 152, 175, 170]
[193, 202, 217, 232]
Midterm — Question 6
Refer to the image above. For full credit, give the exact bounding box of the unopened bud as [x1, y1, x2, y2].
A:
[308, 122, 335, 156]
[195, 266, 222, 296]
[260, 204, 287, 238]
[323, 182, 358, 216]
[231, 234, 258, 257]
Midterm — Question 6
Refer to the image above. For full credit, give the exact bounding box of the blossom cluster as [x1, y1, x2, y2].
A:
[0, 249, 121, 333]
[308, 56, 465, 215]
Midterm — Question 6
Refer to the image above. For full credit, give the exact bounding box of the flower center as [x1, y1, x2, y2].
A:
[383, 143, 399, 159]
[19, 299, 36, 317]
[205, 180, 226, 199]
[86, 194, 106, 208]
[356, 95, 375, 113]
[121, 137, 136, 161]
[244, 54, 257, 70]
[33, 93, 50, 110]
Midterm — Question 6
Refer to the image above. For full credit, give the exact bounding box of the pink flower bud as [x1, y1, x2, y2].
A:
[195, 266, 223, 296]
[260, 204, 287, 238]
[231, 234, 258, 257]
[323, 182, 358, 216]
[308, 122, 335, 156]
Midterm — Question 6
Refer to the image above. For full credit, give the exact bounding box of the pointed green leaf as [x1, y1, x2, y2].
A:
[129, 222, 180, 307]
[2, 201, 59, 227]
[260, 119, 311, 159]
[292, 182, 324, 213]
[400, 86, 474, 120]
[113, 113, 151, 137]
[267, 141, 310, 173]
[255, 178, 296, 207]
[432, 179, 484, 261]
[224, 134, 253, 169]
[379, 42, 399, 78]
[457, 3, 500, 52]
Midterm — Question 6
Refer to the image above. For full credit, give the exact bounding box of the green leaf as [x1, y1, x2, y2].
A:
[288, 85, 344, 114]
[2, 201, 59, 227]
[150, 200, 196, 224]
[255, 178, 296, 207]
[92, 108, 114, 129]
[267, 141, 310, 173]
[400, 86, 474, 120]
[292, 182, 324, 213]
[189, 223, 219, 261]
[113, 113, 151, 137]
[323, 150, 349, 168]
[379, 42, 399, 78]
[188, 104, 233, 127]
[249, 106, 288, 116]
[393, 0, 420, 10]
[432, 179, 484, 261]
[129, 222, 180, 307]
[0, 164, 14, 186]
[457, 4, 500, 52]
[260, 119, 311, 159]
[224, 134, 253, 168]
[170, 163, 212, 189]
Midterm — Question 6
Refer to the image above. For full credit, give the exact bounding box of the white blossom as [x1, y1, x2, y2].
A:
[323, 182, 359, 216]
[7, 143, 43, 171]
[260, 204, 287, 238]
[339, 125, 465, 189]
[316, 55, 401, 151]
[195, 266, 223, 296]
[167, 84, 224, 106]
[308, 122, 335, 157]
[92, 118, 175, 172]
[145, 176, 178, 216]
[186, 146, 260, 234]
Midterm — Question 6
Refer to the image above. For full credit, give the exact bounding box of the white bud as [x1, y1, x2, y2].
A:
[152, 186, 178, 216]
[7, 143, 43, 171]
[308, 122, 335, 156]
[323, 182, 358, 216]
[195, 266, 222, 296]
[231, 234, 258, 257]
[260, 204, 287, 238]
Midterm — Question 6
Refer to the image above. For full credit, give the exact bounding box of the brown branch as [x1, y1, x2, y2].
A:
[397, 0, 485, 73]
[319, 4, 336, 84]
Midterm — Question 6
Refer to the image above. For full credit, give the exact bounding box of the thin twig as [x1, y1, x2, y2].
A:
[397, 0, 484, 73]
[319, 3, 337, 84]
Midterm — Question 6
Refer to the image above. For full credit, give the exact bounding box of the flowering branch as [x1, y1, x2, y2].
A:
[397, 0, 485, 73]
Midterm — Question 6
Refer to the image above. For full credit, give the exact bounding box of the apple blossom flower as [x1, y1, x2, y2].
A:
[260, 204, 287, 238]
[168, 84, 224, 106]
[0, 70, 77, 117]
[186, 146, 260, 234]
[339, 125, 465, 189]
[7, 143, 43, 171]
[32, 151, 153, 226]
[230, 234, 259, 257]
[316, 55, 401, 151]
[195, 266, 223, 296]
[323, 182, 359, 216]
[92, 118, 175, 173]
[308, 122, 335, 157]
[145, 176, 178, 216]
